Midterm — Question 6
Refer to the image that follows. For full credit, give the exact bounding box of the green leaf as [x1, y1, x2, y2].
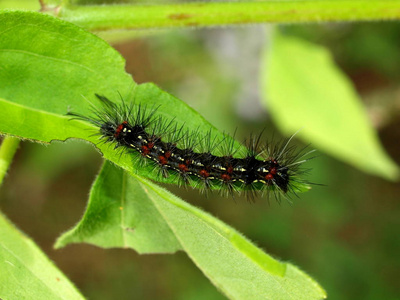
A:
[0, 10, 311, 191]
[0, 10, 134, 115]
[263, 31, 399, 180]
[56, 161, 327, 300]
[0, 10, 232, 184]
[55, 160, 182, 253]
[0, 81, 244, 187]
[0, 213, 85, 300]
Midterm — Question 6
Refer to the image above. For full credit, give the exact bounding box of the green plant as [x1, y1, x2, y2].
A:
[1, 1, 399, 299]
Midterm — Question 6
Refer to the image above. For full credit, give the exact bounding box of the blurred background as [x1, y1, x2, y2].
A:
[1, 21, 400, 299]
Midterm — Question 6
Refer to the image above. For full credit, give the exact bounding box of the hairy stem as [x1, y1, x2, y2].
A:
[58, 0, 400, 31]
[0, 137, 20, 187]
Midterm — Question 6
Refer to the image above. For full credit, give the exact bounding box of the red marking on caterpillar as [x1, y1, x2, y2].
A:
[159, 155, 168, 165]
[68, 94, 315, 202]
[114, 121, 128, 138]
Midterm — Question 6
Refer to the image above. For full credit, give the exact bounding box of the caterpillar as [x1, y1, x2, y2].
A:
[68, 94, 314, 201]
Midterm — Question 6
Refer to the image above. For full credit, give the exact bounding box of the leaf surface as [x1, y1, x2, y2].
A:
[263, 31, 399, 180]
[56, 161, 327, 300]
[0, 213, 85, 300]
[0, 10, 310, 189]
[0, 10, 238, 184]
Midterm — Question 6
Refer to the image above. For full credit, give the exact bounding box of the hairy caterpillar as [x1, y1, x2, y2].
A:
[68, 94, 314, 201]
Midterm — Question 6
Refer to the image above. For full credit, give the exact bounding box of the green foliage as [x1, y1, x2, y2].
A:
[0, 213, 85, 300]
[0, 10, 242, 185]
[56, 161, 326, 299]
[0, 9, 326, 300]
[55, 161, 182, 253]
[1, 1, 399, 299]
[264, 30, 399, 180]
[0, 10, 133, 114]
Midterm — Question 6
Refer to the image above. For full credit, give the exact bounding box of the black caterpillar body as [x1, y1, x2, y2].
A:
[69, 94, 313, 201]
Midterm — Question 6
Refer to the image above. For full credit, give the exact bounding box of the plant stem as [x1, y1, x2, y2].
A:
[0, 137, 20, 187]
[59, 0, 400, 31]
